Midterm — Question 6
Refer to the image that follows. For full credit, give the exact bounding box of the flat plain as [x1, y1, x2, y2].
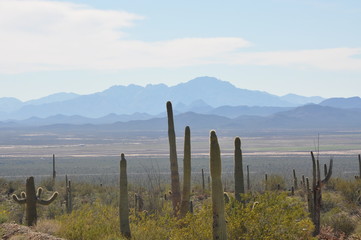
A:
[1, 126, 361, 188]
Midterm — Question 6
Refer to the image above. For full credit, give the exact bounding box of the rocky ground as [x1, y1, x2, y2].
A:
[0, 223, 65, 240]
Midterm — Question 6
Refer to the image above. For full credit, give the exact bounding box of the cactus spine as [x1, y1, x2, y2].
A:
[180, 126, 191, 217]
[234, 137, 244, 201]
[12, 176, 58, 226]
[119, 153, 131, 238]
[310, 151, 333, 236]
[166, 101, 181, 215]
[210, 130, 227, 240]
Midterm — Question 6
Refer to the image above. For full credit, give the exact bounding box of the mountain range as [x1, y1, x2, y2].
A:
[0, 76, 361, 132]
[0, 77, 324, 120]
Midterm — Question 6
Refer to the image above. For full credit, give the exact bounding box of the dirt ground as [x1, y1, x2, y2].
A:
[0, 223, 65, 240]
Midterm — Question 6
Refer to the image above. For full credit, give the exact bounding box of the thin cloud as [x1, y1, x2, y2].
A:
[0, 0, 360, 74]
[229, 48, 361, 71]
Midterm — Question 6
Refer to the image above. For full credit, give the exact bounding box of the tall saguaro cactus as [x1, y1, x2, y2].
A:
[12, 176, 58, 226]
[246, 165, 250, 191]
[166, 101, 181, 215]
[52, 154, 56, 181]
[309, 151, 333, 236]
[210, 130, 227, 240]
[293, 169, 298, 190]
[180, 126, 191, 217]
[119, 153, 131, 238]
[358, 154, 361, 179]
[65, 175, 72, 214]
[234, 137, 244, 202]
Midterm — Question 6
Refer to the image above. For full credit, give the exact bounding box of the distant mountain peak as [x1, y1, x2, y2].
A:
[181, 76, 234, 87]
[320, 96, 361, 109]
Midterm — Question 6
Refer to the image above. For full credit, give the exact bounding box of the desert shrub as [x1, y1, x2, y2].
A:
[57, 202, 121, 240]
[322, 209, 357, 236]
[319, 226, 347, 240]
[57, 191, 313, 240]
[322, 191, 344, 212]
[333, 178, 361, 205]
[0, 205, 9, 224]
[35, 219, 62, 236]
[264, 174, 286, 191]
[227, 192, 314, 240]
[40, 177, 55, 191]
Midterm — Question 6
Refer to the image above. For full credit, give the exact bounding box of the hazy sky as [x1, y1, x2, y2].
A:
[1, 0, 361, 101]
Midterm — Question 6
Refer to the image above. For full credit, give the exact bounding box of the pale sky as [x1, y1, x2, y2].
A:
[1, 0, 361, 101]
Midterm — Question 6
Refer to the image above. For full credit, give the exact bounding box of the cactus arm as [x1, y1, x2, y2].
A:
[12, 194, 27, 204]
[37, 192, 58, 205]
[36, 187, 43, 198]
[321, 159, 333, 185]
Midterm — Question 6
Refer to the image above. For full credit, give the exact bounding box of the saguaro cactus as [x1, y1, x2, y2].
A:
[180, 126, 191, 217]
[210, 130, 227, 240]
[358, 154, 361, 179]
[65, 175, 72, 214]
[234, 137, 244, 202]
[52, 154, 56, 182]
[166, 101, 181, 215]
[293, 169, 298, 190]
[12, 176, 58, 226]
[246, 165, 250, 191]
[310, 151, 333, 236]
[119, 153, 131, 238]
[202, 168, 205, 193]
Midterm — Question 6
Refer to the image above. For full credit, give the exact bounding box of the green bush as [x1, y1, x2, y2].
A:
[227, 192, 314, 240]
[0, 205, 9, 224]
[332, 178, 361, 205]
[322, 209, 357, 236]
[57, 202, 121, 240]
[264, 174, 286, 191]
[57, 192, 313, 240]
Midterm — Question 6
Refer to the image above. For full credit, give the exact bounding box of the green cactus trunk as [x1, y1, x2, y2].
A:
[52, 154, 56, 182]
[246, 165, 250, 192]
[25, 177, 37, 226]
[119, 153, 131, 238]
[202, 168, 205, 193]
[65, 175, 72, 214]
[210, 131, 227, 240]
[166, 101, 181, 216]
[310, 151, 333, 236]
[293, 169, 298, 190]
[180, 126, 191, 217]
[12, 176, 58, 226]
[234, 137, 244, 201]
[358, 154, 361, 178]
